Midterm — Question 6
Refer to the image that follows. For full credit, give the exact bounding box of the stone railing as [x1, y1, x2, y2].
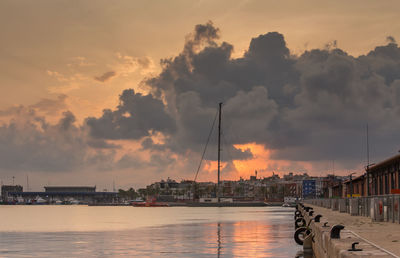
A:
[296, 204, 396, 257]
[304, 195, 400, 223]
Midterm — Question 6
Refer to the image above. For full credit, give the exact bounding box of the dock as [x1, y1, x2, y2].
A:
[297, 203, 400, 257]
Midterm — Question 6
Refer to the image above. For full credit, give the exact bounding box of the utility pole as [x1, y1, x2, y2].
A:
[217, 102, 222, 203]
[349, 172, 355, 197]
[366, 124, 370, 196]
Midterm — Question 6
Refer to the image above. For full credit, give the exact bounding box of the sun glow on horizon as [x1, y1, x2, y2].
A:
[197, 142, 314, 182]
[232, 143, 314, 180]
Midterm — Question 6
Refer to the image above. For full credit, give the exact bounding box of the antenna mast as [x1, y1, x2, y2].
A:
[217, 102, 222, 203]
[366, 124, 370, 196]
[367, 124, 370, 166]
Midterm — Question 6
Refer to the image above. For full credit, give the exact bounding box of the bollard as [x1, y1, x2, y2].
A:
[347, 242, 363, 252]
[330, 225, 345, 239]
[295, 218, 306, 228]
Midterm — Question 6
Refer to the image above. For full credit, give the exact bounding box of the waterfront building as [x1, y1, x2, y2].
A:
[1, 185, 23, 202]
[302, 179, 316, 199]
[367, 154, 400, 195]
[331, 181, 344, 198]
[284, 183, 297, 197]
[45, 186, 96, 193]
[141, 172, 331, 203]
[6, 186, 117, 204]
[327, 153, 400, 197]
[343, 175, 365, 197]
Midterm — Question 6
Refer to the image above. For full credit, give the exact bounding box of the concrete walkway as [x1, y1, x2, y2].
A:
[308, 204, 400, 256]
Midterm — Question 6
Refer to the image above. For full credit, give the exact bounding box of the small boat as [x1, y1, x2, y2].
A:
[34, 196, 47, 205]
[132, 198, 169, 207]
[69, 198, 80, 205]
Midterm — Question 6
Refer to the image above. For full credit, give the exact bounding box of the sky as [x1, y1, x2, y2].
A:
[1, 0, 400, 191]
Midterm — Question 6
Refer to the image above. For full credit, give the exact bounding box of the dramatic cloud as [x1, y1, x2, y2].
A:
[2, 22, 400, 180]
[141, 22, 400, 170]
[86, 88, 176, 140]
[0, 97, 125, 173]
[0, 109, 90, 172]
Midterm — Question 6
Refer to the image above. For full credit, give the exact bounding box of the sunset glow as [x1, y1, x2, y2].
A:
[1, 0, 400, 190]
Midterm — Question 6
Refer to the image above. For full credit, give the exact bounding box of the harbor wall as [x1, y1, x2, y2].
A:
[298, 205, 394, 258]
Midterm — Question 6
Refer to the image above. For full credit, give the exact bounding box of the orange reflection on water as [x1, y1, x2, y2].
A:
[230, 221, 271, 257]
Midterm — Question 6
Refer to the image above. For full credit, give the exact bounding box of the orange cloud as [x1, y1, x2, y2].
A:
[232, 143, 271, 179]
[232, 143, 314, 180]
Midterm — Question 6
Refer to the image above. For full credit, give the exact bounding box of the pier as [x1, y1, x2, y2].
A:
[296, 202, 400, 257]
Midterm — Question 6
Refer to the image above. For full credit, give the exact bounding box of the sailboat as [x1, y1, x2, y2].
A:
[189, 103, 267, 207]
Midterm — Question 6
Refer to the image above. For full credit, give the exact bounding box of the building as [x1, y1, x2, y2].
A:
[284, 183, 298, 197]
[367, 154, 400, 196]
[44, 186, 96, 193]
[1, 185, 23, 202]
[331, 182, 343, 198]
[325, 154, 400, 198]
[343, 175, 365, 197]
[302, 180, 316, 199]
[6, 186, 117, 204]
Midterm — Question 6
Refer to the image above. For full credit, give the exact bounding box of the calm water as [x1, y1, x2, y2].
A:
[0, 206, 300, 257]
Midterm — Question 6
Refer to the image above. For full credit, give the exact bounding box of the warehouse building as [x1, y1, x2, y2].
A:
[6, 186, 117, 204]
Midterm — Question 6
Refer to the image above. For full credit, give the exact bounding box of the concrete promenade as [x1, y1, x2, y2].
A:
[307, 204, 400, 257]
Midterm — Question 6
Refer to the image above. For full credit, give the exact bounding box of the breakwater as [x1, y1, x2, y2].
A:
[294, 203, 399, 257]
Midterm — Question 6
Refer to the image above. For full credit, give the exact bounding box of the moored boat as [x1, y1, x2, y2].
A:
[132, 198, 169, 207]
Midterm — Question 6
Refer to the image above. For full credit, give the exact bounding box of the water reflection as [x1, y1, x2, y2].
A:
[0, 207, 300, 257]
[217, 222, 221, 258]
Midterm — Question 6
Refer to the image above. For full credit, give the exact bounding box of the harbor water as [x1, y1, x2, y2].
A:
[0, 206, 300, 257]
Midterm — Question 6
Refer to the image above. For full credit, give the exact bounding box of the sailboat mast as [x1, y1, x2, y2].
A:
[217, 102, 222, 203]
